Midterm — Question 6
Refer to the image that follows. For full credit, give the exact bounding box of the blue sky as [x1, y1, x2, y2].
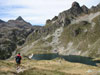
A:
[0, 0, 100, 25]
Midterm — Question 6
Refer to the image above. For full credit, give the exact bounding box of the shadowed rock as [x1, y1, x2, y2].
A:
[70, 1, 83, 15]
[72, 1, 80, 8]
[81, 5, 89, 14]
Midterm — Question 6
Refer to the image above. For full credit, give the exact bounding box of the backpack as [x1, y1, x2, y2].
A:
[16, 56, 21, 62]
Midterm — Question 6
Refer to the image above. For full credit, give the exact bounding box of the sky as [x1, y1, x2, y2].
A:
[0, 0, 100, 25]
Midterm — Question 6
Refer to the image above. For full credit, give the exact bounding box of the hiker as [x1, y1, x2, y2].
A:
[15, 53, 22, 69]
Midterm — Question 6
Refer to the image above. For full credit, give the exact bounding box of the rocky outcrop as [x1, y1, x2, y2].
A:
[46, 2, 89, 27]
[90, 3, 100, 13]
[71, 1, 83, 15]
[81, 5, 89, 14]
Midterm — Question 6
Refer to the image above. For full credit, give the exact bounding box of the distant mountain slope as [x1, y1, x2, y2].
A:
[0, 16, 42, 59]
[19, 2, 100, 58]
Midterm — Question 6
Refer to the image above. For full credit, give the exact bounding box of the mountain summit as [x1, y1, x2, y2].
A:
[16, 16, 24, 21]
[70, 1, 83, 15]
[72, 1, 80, 8]
[81, 5, 89, 14]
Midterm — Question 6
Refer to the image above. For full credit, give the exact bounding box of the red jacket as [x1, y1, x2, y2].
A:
[17, 54, 22, 59]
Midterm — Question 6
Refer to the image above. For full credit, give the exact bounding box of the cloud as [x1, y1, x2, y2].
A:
[0, 0, 100, 25]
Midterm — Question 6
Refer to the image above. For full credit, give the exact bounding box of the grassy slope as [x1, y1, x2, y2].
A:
[59, 15, 100, 57]
[23, 38, 53, 56]
[0, 59, 100, 75]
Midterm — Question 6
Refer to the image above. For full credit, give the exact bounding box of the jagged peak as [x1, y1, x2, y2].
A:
[67, 1, 83, 15]
[81, 5, 88, 9]
[81, 5, 89, 14]
[16, 16, 24, 21]
[72, 1, 80, 8]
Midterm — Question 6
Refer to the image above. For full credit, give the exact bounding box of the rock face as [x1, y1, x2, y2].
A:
[46, 2, 89, 27]
[71, 1, 83, 15]
[44, 1, 100, 28]
[81, 5, 89, 14]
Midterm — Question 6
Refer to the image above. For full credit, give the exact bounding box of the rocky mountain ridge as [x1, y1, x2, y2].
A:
[25, 1, 100, 45]
[20, 1, 100, 58]
[0, 1, 100, 59]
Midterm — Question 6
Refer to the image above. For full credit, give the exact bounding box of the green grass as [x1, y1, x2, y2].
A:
[59, 21, 91, 48]
[18, 68, 67, 75]
[59, 15, 100, 57]
[0, 59, 100, 75]
[23, 39, 52, 56]
[26, 32, 41, 45]
[45, 36, 53, 43]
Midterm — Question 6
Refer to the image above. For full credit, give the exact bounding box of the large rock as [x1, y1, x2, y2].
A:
[70, 1, 83, 16]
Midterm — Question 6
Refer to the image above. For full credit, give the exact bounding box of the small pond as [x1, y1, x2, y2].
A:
[32, 53, 99, 66]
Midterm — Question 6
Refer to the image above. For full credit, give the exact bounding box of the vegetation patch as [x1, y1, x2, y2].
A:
[45, 36, 53, 43]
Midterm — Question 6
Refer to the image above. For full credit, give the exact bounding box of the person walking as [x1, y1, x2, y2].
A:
[15, 53, 22, 70]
